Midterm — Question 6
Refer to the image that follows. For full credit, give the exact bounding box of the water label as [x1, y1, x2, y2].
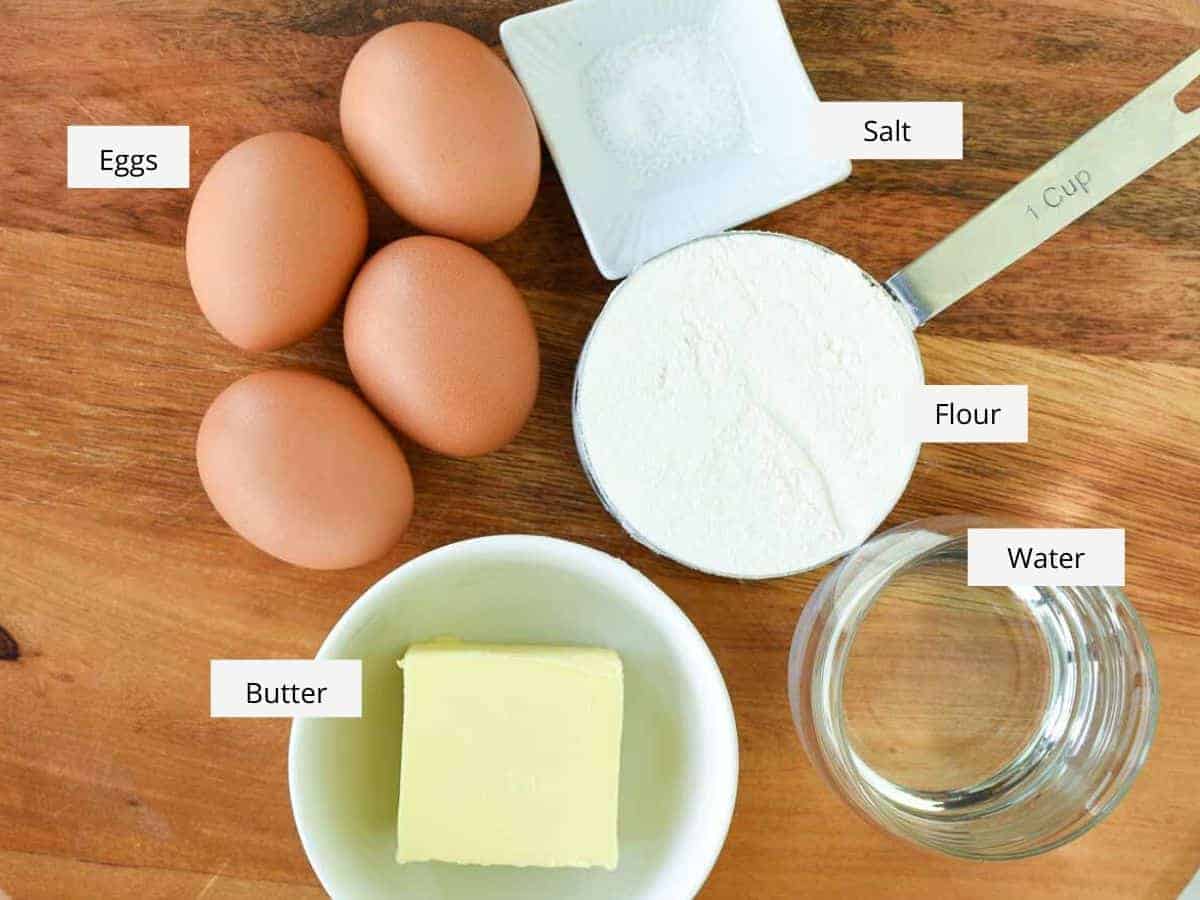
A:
[967, 529, 1125, 587]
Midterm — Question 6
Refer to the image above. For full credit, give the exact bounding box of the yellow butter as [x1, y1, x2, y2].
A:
[396, 641, 623, 869]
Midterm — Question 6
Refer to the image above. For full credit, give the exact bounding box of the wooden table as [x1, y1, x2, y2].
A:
[3, 1, 1199, 897]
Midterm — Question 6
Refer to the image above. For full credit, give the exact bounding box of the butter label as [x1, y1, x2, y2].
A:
[67, 125, 189, 188]
[907, 385, 1029, 443]
[967, 528, 1125, 587]
[809, 102, 963, 160]
[210, 659, 361, 718]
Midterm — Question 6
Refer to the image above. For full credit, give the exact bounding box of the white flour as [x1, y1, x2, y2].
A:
[575, 232, 923, 578]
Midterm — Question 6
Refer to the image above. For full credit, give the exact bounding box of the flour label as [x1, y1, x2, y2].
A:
[210, 660, 361, 718]
[907, 385, 1028, 443]
[967, 529, 1125, 586]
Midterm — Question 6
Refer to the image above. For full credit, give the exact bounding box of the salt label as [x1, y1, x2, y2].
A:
[810, 102, 962, 160]
[906, 385, 1028, 443]
[967, 529, 1125, 587]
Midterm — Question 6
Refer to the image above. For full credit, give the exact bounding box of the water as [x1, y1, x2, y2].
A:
[793, 522, 1158, 858]
[840, 540, 1137, 827]
[842, 558, 1051, 794]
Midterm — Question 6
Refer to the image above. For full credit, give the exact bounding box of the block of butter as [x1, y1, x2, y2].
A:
[396, 640, 624, 869]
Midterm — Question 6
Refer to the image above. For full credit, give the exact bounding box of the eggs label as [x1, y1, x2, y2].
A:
[210, 659, 361, 718]
[67, 125, 190, 188]
[967, 529, 1126, 587]
[906, 385, 1029, 443]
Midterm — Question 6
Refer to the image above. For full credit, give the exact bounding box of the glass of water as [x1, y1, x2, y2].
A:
[788, 515, 1158, 859]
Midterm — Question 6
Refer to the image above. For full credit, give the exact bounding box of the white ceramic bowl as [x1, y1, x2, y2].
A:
[289, 535, 739, 900]
[501, 0, 850, 279]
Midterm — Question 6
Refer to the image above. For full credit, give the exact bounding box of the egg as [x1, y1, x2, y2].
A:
[339, 22, 540, 244]
[344, 236, 539, 458]
[196, 369, 414, 569]
[186, 132, 368, 352]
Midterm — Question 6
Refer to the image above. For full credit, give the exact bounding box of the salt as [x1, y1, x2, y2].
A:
[583, 25, 748, 179]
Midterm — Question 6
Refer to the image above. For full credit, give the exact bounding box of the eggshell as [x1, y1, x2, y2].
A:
[344, 236, 539, 458]
[339, 22, 540, 244]
[186, 132, 368, 352]
[197, 369, 413, 569]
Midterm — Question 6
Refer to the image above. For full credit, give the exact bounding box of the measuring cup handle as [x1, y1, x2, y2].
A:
[886, 49, 1200, 327]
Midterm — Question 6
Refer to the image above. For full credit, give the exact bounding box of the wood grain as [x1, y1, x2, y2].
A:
[0, 849, 325, 900]
[1, 0, 1199, 898]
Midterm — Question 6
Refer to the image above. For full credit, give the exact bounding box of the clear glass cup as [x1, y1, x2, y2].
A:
[788, 515, 1159, 860]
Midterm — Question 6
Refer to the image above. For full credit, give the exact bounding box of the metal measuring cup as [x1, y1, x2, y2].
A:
[574, 50, 1200, 579]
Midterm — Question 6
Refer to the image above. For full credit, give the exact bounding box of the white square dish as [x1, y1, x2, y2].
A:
[501, 0, 851, 279]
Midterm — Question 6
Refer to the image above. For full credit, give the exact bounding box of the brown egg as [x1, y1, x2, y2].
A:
[196, 369, 414, 569]
[344, 236, 539, 458]
[186, 132, 368, 352]
[339, 22, 540, 244]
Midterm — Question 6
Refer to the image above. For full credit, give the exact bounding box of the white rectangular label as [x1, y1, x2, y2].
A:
[967, 529, 1125, 587]
[210, 660, 361, 718]
[810, 102, 963, 159]
[907, 385, 1029, 443]
[67, 125, 189, 188]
